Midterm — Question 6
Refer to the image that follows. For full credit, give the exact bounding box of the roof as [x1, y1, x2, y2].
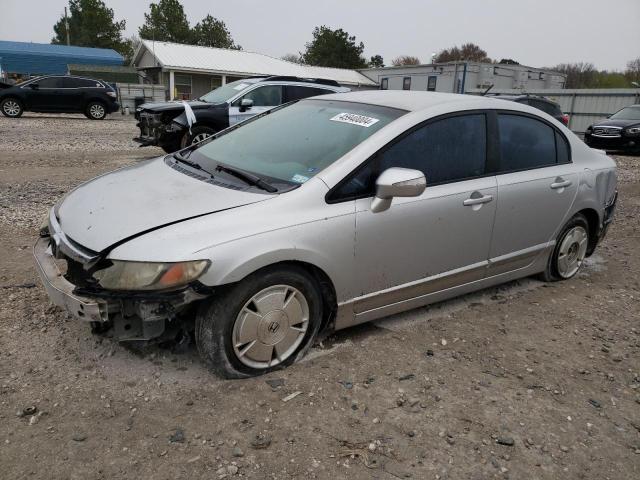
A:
[0, 40, 123, 75]
[134, 40, 375, 86]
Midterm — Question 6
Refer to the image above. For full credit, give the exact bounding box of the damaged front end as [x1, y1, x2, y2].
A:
[134, 110, 185, 151]
[34, 209, 210, 343]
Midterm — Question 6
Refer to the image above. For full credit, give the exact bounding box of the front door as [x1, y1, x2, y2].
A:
[488, 113, 579, 275]
[24, 76, 66, 110]
[340, 112, 497, 318]
[228, 85, 283, 125]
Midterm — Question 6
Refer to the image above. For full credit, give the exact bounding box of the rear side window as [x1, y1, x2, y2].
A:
[555, 131, 570, 164]
[497, 114, 558, 171]
[34, 77, 63, 88]
[285, 85, 331, 102]
[64, 78, 102, 88]
[331, 114, 487, 200]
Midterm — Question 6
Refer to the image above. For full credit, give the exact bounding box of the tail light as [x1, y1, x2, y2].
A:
[561, 114, 569, 126]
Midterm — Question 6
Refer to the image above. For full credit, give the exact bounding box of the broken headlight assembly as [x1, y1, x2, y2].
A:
[93, 260, 210, 291]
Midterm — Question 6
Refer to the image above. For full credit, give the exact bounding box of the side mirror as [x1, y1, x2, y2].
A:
[371, 167, 426, 213]
[29, 83, 39, 90]
[239, 98, 253, 112]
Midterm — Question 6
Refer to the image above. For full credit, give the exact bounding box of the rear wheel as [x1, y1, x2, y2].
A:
[195, 266, 323, 378]
[85, 101, 106, 120]
[540, 214, 589, 282]
[1, 98, 23, 118]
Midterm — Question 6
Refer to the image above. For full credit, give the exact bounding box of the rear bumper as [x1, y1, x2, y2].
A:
[33, 237, 115, 323]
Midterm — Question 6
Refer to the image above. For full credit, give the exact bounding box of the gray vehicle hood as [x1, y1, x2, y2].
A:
[57, 157, 270, 252]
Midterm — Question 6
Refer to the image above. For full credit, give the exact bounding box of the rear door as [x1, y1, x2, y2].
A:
[228, 85, 283, 125]
[61, 77, 92, 111]
[24, 76, 65, 110]
[487, 112, 578, 275]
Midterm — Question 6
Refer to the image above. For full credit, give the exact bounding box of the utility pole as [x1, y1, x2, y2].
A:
[64, 7, 70, 46]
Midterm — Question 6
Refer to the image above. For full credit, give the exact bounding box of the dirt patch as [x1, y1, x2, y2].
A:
[1, 114, 639, 479]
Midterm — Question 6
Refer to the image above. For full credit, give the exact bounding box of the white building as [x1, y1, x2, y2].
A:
[133, 40, 376, 100]
[359, 62, 567, 93]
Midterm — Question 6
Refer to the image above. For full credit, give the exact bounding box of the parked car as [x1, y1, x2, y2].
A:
[0, 75, 119, 119]
[134, 76, 350, 153]
[584, 105, 640, 153]
[35, 91, 617, 378]
[488, 94, 569, 126]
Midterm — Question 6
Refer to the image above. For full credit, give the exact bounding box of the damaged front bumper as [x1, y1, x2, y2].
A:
[33, 236, 208, 341]
[134, 112, 183, 149]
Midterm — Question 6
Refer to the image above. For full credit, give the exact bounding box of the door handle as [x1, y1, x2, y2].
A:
[550, 179, 572, 189]
[463, 195, 493, 206]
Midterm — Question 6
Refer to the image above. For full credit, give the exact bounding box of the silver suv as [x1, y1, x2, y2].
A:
[35, 91, 617, 378]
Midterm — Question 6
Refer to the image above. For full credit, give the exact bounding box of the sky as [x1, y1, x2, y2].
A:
[1, 0, 639, 71]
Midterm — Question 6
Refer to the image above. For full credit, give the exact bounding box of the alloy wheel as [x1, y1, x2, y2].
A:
[90, 104, 105, 119]
[191, 132, 212, 144]
[3, 100, 20, 116]
[557, 226, 588, 278]
[232, 285, 309, 369]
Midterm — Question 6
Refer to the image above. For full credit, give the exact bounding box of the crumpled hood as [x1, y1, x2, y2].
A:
[138, 100, 214, 113]
[57, 157, 270, 252]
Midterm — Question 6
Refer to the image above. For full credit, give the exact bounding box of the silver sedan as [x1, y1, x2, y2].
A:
[34, 91, 618, 378]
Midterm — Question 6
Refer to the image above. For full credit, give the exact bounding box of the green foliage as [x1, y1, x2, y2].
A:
[192, 14, 240, 49]
[369, 55, 384, 68]
[139, 0, 192, 43]
[551, 62, 633, 88]
[301, 26, 368, 69]
[434, 43, 491, 63]
[51, 0, 129, 61]
[391, 55, 420, 66]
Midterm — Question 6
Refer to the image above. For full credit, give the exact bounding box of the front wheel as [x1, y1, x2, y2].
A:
[540, 214, 589, 282]
[1, 98, 23, 118]
[85, 101, 106, 120]
[181, 125, 216, 148]
[195, 266, 323, 378]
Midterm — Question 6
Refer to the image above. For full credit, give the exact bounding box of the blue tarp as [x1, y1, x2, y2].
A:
[0, 40, 123, 75]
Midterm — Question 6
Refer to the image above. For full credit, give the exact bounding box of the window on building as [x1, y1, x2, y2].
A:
[427, 76, 437, 91]
[174, 73, 192, 100]
[210, 76, 223, 90]
[402, 77, 411, 90]
[380, 78, 388, 90]
[497, 114, 560, 172]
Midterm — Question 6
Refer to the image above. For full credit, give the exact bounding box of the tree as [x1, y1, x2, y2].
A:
[391, 55, 420, 66]
[192, 14, 240, 49]
[434, 43, 491, 63]
[139, 0, 192, 44]
[301, 26, 368, 69]
[369, 55, 384, 68]
[626, 57, 640, 84]
[499, 58, 520, 65]
[281, 53, 302, 64]
[51, 0, 129, 60]
[551, 62, 597, 88]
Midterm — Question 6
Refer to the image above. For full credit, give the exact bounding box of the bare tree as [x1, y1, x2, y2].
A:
[551, 62, 597, 88]
[391, 55, 420, 66]
[281, 53, 302, 64]
[434, 43, 491, 63]
[626, 57, 640, 83]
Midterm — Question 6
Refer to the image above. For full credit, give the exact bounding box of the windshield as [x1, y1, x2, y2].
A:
[199, 79, 255, 103]
[610, 107, 640, 121]
[190, 99, 405, 185]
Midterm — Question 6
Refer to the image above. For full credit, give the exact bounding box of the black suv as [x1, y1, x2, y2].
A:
[134, 76, 349, 153]
[0, 75, 119, 120]
[487, 94, 569, 126]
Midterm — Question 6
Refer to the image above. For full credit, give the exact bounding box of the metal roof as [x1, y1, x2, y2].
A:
[0, 40, 123, 75]
[135, 40, 376, 87]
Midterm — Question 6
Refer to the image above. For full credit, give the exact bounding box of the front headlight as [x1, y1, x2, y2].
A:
[94, 260, 210, 291]
[625, 126, 640, 135]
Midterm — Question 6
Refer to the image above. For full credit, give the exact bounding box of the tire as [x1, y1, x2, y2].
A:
[195, 266, 323, 378]
[540, 213, 589, 282]
[181, 125, 216, 148]
[85, 101, 107, 120]
[1, 98, 23, 118]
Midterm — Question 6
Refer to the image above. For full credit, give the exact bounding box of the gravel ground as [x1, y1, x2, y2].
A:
[0, 113, 639, 479]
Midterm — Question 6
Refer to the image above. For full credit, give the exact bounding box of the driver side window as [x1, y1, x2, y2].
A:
[329, 113, 487, 202]
[235, 85, 283, 107]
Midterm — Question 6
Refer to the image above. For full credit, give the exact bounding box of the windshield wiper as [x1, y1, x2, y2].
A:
[172, 152, 215, 178]
[215, 164, 278, 193]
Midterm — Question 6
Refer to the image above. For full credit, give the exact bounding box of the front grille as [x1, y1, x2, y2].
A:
[592, 126, 622, 137]
[139, 113, 162, 138]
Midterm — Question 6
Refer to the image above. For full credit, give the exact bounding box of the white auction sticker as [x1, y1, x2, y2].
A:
[330, 112, 380, 127]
